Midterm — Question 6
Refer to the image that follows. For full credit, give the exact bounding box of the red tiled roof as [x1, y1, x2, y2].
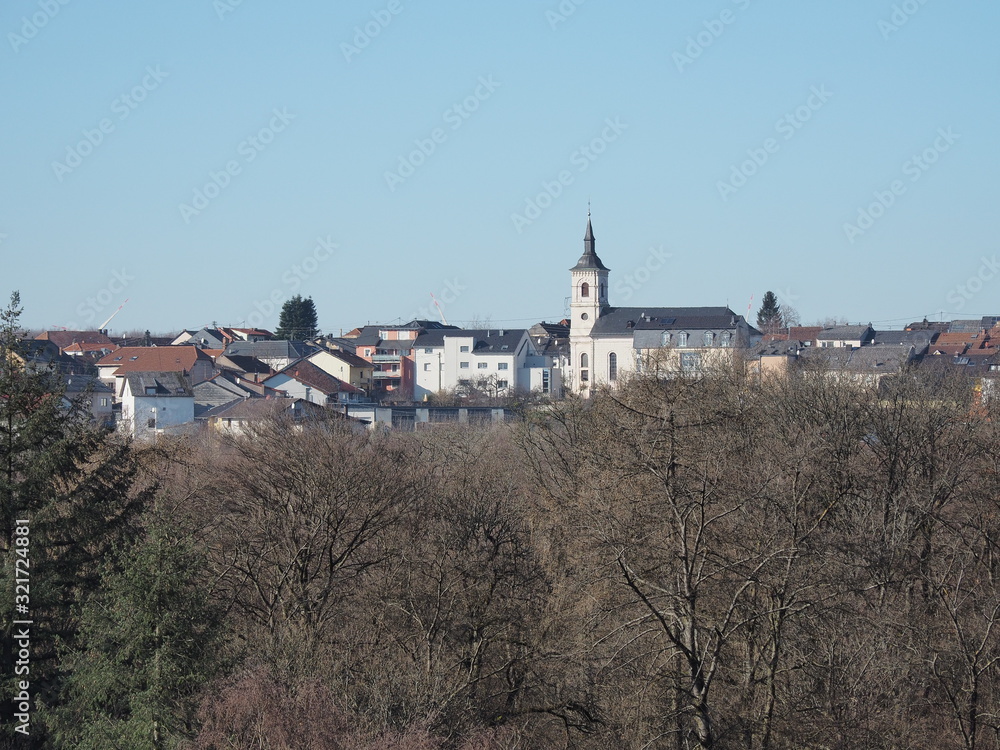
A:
[37, 330, 114, 349]
[96, 345, 213, 374]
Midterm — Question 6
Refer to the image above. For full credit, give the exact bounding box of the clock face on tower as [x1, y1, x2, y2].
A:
[581, 313, 589, 320]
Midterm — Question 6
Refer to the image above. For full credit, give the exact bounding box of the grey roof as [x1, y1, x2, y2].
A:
[589, 307, 742, 337]
[816, 325, 874, 341]
[193, 375, 259, 416]
[800, 345, 914, 372]
[215, 354, 273, 375]
[122, 371, 193, 398]
[529, 321, 570, 339]
[224, 340, 318, 359]
[871, 330, 936, 350]
[570, 217, 610, 271]
[63, 374, 113, 393]
[948, 319, 984, 333]
[413, 329, 527, 353]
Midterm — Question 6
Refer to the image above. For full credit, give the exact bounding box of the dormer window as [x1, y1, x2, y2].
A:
[678, 332, 688, 347]
[703, 332, 714, 347]
[581, 282, 590, 298]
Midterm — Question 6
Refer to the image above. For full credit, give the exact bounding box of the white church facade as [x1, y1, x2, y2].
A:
[567, 216, 760, 394]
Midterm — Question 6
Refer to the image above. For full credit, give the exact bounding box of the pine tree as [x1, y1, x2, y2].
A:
[47, 519, 223, 749]
[273, 295, 318, 340]
[0, 291, 149, 744]
[756, 291, 783, 333]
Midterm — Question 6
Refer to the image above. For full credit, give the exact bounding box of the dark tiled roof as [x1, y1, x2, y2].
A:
[318, 349, 373, 369]
[816, 325, 873, 341]
[413, 329, 526, 352]
[589, 307, 740, 337]
[570, 218, 610, 271]
[267, 360, 363, 395]
[36, 330, 114, 349]
[224, 340, 318, 359]
[121, 371, 193, 398]
[871, 330, 937, 347]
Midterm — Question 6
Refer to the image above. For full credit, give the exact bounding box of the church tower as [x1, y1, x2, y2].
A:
[569, 213, 609, 338]
[569, 214, 609, 392]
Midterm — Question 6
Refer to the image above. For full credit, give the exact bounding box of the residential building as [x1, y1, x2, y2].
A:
[305, 348, 375, 393]
[413, 329, 538, 400]
[96, 346, 217, 391]
[118, 371, 194, 440]
[263, 360, 366, 406]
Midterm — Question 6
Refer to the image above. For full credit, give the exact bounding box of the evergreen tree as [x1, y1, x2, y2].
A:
[47, 519, 223, 749]
[756, 291, 783, 333]
[0, 291, 149, 744]
[273, 295, 318, 340]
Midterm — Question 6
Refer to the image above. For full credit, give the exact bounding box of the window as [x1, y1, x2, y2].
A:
[541, 369, 550, 394]
[460, 345, 470, 353]
[660, 331, 670, 347]
[147, 417, 156, 428]
[581, 313, 589, 321]
[581, 370, 589, 382]
[100, 398, 109, 407]
[681, 352, 701, 371]
[424, 348, 433, 354]
[600, 283, 605, 299]
[678, 332, 688, 347]
[478, 362, 488, 369]
[703, 331, 714, 347]
[581, 282, 589, 298]
[423, 363, 431, 371]
[497, 379, 508, 389]
[497, 362, 508, 370]
[145, 386, 157, 395]
[581, 353, 589, 368]
[720, 332, 732, 347]
[460, 362, 470, 369]
[609, 352, 618, 381]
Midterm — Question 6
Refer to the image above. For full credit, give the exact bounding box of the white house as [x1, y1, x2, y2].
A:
[118, 371, 195, 440]
[413, 329, 544, 400]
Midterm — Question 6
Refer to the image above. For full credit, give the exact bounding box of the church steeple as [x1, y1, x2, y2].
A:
[571, 213, 609, 272]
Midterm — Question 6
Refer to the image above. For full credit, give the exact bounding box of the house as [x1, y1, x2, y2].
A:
[348, 320, 459, 399]
[305, 348, 375, 393]
[191, 372, 283, 417]
[263, 360, 366, 406]
[815, 325, 875, 349]
[182, 326, 274, 349]
[223, 340, 318, 371]
[870, 329, 937, 353]
[200, 396, 327, 435]
[564, 216, 760, 394]
[36, 329, 114, 352]
[118, 371, 194, 440]
[213, 353, 274, 381]
[62, 374, 115, 427]
[96, 346, 217, 391]
[12, 339, 89, 375]
[413, 328, 547, 400]
[798, 344, 916, 386]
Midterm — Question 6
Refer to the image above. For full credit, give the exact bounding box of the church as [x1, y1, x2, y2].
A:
[567, 216, 760, 394]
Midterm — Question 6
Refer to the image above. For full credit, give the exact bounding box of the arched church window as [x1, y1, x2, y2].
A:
[609, 352, 618, 381]
[581, 282, 589, 298]
[581, 353, 589, 368]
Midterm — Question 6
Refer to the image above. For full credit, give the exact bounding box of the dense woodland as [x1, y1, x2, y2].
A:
[4, 298, 1000, 748]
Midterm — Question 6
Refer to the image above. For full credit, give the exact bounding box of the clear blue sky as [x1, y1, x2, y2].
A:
[2, 0, 997, 334]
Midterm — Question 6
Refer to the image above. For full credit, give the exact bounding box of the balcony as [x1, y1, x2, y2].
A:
[372, 371, 402, 379]
[372, 354, 402, 363]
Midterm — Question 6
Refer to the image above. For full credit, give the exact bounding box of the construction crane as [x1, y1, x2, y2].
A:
[430, 292, 448, 325]
[98, 298, 129, 333]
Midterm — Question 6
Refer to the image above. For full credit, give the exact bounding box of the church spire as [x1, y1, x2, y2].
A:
[571, 212, 609, 271]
